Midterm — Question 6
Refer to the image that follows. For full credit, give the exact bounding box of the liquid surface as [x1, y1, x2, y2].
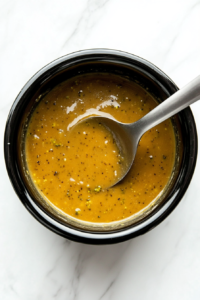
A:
[25, 74, 175, 223]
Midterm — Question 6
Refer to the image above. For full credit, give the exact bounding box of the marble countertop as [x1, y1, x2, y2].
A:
[1, 0, 200, 299]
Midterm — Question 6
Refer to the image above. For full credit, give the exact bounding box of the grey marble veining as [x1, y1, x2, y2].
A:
[1, 0, 200, 299]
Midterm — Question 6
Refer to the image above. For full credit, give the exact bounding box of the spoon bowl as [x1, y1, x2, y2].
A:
[79, 116, 141, 185]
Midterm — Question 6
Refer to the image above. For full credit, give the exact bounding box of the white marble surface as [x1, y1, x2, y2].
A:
[1, 0, 200, 299]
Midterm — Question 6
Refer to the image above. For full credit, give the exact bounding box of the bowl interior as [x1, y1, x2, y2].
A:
[17, 60, 183, 232]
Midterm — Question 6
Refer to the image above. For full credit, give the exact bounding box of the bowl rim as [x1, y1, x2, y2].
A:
[4, 48, 198, 244]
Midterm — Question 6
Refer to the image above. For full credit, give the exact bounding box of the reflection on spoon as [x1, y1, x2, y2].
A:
[67, 98, 120, 131]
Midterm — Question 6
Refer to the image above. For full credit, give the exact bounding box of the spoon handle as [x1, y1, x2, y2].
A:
[135, 75, 200, 134]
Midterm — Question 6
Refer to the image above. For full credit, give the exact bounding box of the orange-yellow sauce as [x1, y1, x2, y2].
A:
[25, 73, 175, 223]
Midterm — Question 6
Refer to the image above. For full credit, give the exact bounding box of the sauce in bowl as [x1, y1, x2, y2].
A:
[25, 73, 176, 224]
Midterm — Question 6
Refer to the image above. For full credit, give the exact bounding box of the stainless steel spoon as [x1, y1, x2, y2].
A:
[83, 75, 200, 186]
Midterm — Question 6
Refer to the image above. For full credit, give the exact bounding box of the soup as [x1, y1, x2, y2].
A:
[25, 73, 176, 223]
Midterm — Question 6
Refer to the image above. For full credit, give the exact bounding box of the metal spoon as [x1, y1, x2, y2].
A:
[83, 75, 200, 186]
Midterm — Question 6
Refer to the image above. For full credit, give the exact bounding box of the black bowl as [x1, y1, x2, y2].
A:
[4, 49, 198, 244]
